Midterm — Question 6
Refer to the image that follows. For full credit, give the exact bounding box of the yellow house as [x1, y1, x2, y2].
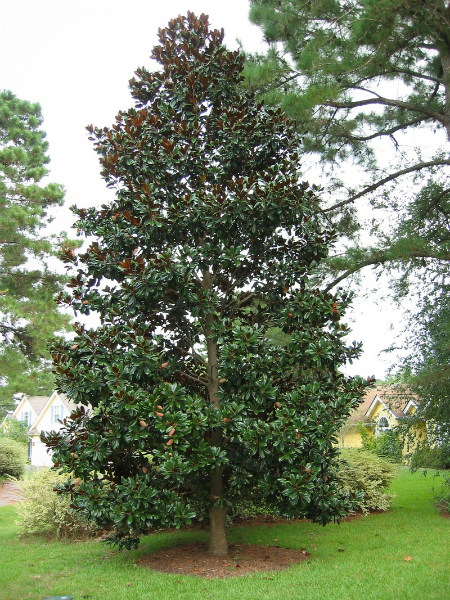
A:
[339, 385, 422, 449]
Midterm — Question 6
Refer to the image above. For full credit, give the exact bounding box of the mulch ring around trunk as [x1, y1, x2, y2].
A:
[137, 541, 310, 578]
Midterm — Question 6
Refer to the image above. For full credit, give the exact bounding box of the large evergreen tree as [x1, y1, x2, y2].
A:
[247, 1, 450, 292]
[0, 91, 75, 417]
[44, 13, 370, 556]
[399, 290, 450, 448]
[248, 1, 450, 431]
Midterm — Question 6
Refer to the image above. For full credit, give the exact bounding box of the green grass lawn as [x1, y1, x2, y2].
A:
[1, 469, 449, 600]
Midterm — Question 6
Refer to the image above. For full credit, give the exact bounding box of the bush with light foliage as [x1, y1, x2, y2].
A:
[0, 437, 27, 478]
[16, 468, 96, 539]
[337, 449, 397, 513]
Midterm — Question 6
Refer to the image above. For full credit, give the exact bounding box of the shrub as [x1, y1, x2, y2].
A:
[357, 421, 403, 463]
[357, 421, 377, 452]
[191, 492, 275, 526]
[0, 437, 27, 478]
[16, 468, 97, 539]
[410, 443, 450, 471]
[0, 418, 29, 445]
[337, 449, 397, 513]
[433, 472, 450, 514]
[376, 430, 403, 464]
[229, 494, 276, 521]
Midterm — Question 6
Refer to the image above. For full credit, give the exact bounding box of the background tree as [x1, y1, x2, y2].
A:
[396, 290, 450, 453]
[0, 91, 76, 418]
[247, 0, 450, 292]
[247, 0, 450, 440]
[44, 13, 371, 556]
[0, 417, 29, 445]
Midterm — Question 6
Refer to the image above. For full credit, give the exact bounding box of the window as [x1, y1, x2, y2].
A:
[376, 416, 391, 437]
[51, 404, 64, 424]
[21, 411, 31, 426]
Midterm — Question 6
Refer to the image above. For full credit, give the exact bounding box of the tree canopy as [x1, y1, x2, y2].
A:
[44, 13, 371, 556]
[0, 90, 75, 418]
[247, 0, 450, 435]
[247, 0, 450, 292]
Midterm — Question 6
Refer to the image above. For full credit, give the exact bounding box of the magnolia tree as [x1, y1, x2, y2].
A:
[44, 13, 370, 556]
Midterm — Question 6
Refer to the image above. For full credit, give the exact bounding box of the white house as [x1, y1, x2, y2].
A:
[5, 391, 78, 466]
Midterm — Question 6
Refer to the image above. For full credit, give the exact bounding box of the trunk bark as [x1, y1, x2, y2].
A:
[202, 269, 229, 556]
[209, 505, 228, 556]
[209, 466, 228, 556]
[440, 47, 450, 141]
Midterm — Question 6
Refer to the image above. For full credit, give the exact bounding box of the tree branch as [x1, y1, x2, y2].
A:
[180, 334, 207, 366]
[380, 68, 443, 85]
[179, 369, 208, 386]
[323, 159, 450, 214]
[323, 96, 445, 125]
[324, 248, 450, 292]
[336, 117, 428, 143]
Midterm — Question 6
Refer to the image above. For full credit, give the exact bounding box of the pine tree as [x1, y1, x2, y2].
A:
[44, 13, 371, 556]
[0, 91, 75, 417]
[247, 1, 450, 291]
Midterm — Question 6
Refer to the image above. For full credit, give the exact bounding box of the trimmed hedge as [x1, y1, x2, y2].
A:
[0, 437, 27, 478]
[337, 449, 397, 513]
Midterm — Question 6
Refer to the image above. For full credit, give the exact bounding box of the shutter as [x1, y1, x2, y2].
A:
[60, 405, 64, 420]
[21, 411, 23, 422]
[51, 405, 54, 424]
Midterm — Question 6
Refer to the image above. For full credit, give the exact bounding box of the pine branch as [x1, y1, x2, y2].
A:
[323, 159, 450, 214]
[380, 68, 443, 84]
[324, 248, 450, 293]
[335, 117, 428, 143]
[323, 96, 445, 125]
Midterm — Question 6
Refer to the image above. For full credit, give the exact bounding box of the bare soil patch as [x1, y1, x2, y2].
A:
[137, 541, 310, 578]
[0, 480, 23, 506]
[437, 505, 450, 519]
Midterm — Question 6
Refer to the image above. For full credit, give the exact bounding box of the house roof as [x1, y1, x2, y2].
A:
[27, 396, 50, 417]
[31, 390, 81, 432]
[57, 393, 79, 415]
[4, 391, 83, 436]
[348, 385, 419, 424]
[11, 395, 48, 420]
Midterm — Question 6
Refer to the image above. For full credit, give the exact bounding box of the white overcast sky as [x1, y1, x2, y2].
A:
[0, 0, 408, 380]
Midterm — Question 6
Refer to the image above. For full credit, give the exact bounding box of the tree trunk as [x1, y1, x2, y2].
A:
[440, 47, 450, 141]
[202, 269, 228, 556]
[209, 466, 228, 556]
[209, 504, 228, 556]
